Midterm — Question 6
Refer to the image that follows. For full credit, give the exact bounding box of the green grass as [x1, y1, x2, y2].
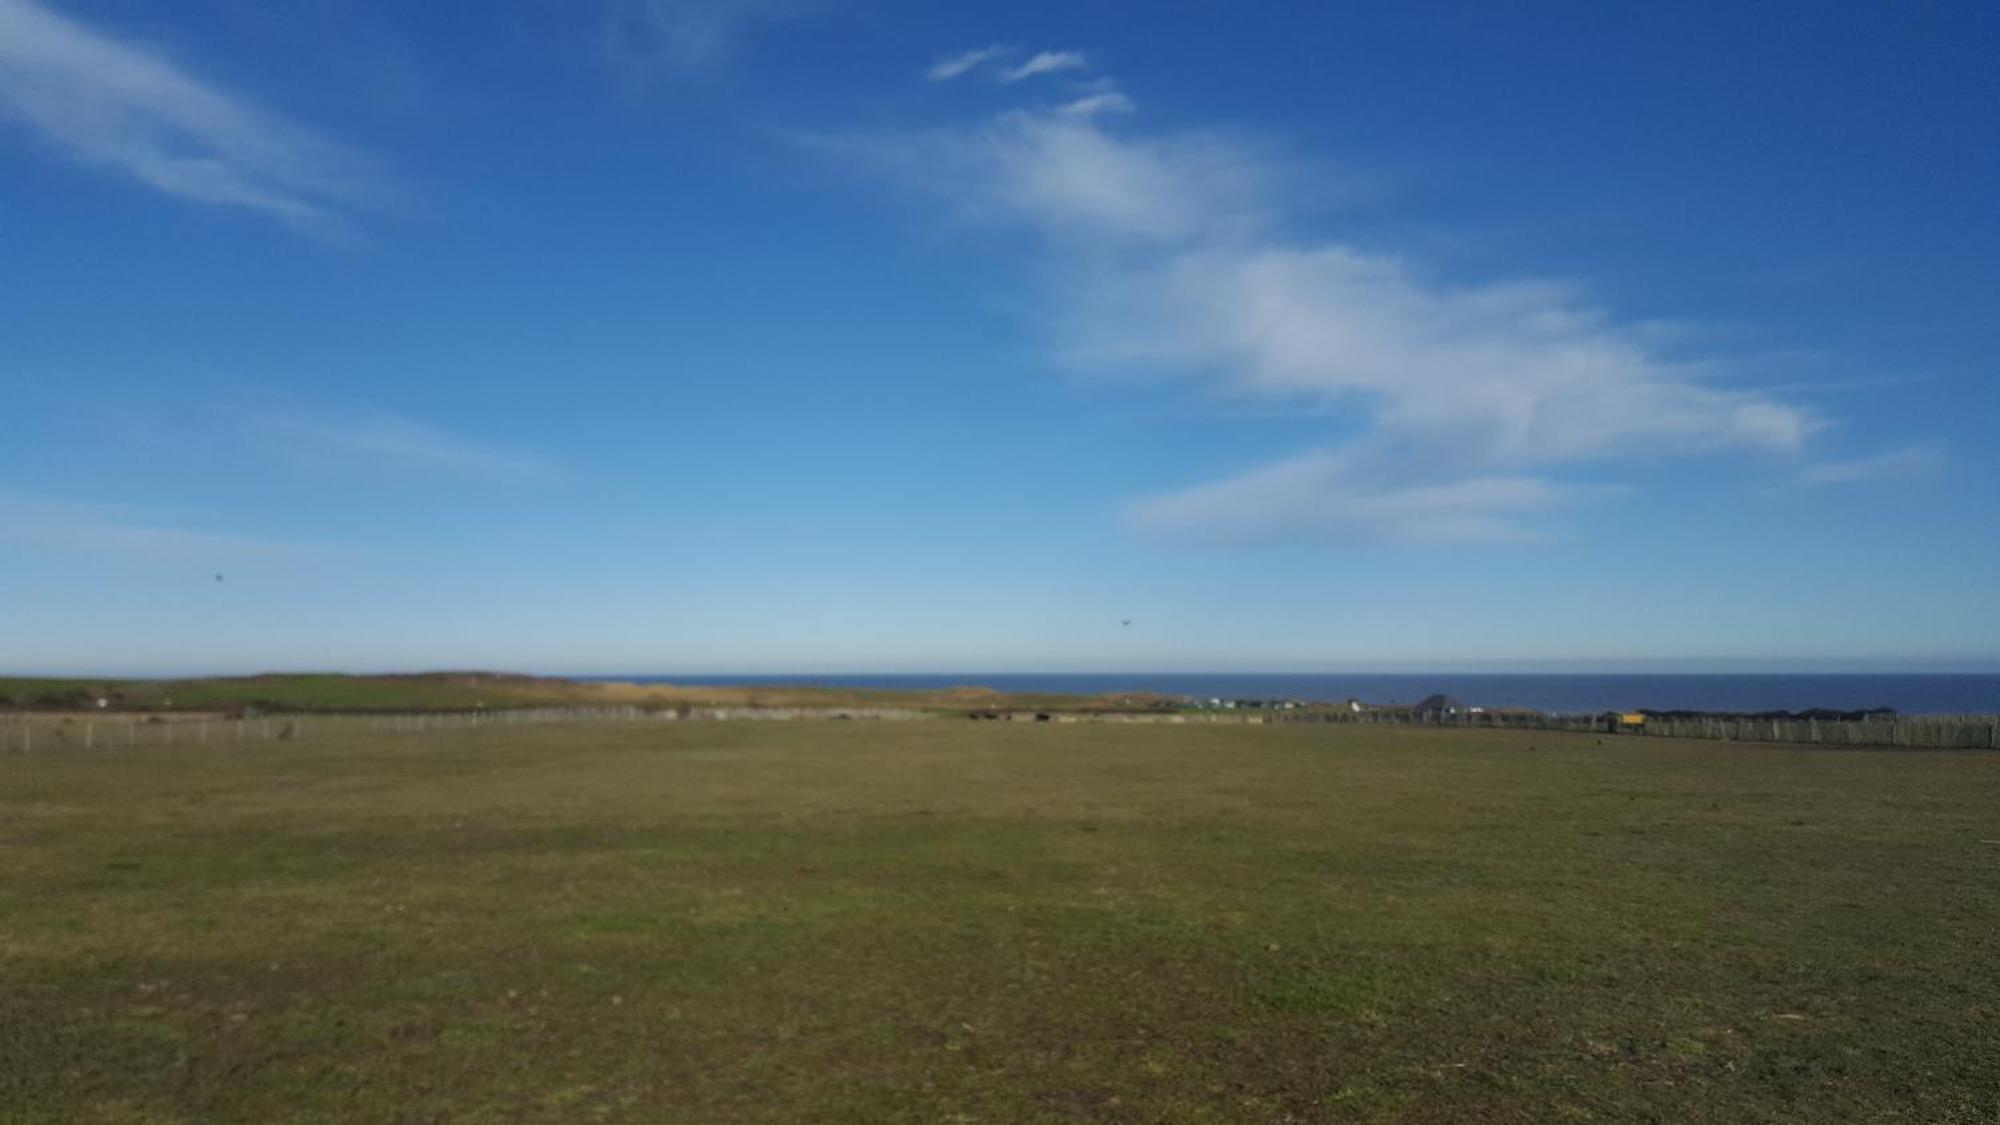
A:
[0, 672, 1172, 716]
[0, 673, 573, 713]
[3, 721, 1996, 1122]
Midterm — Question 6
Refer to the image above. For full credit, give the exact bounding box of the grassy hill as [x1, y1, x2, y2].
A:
[0, 672, 587, 713]
[0, 672, 1185, 716]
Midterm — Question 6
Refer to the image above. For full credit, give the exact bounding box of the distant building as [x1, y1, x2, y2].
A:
[1414, 693, 1468, 717]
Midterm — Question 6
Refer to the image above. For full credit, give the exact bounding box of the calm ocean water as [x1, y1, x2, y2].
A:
[607, 674, 2000, 716]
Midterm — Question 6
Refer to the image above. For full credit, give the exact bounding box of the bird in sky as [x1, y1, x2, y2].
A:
[214, 573, 224, 583]
[1120, 619, 1132, 627]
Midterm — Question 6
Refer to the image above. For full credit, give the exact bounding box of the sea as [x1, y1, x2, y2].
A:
[604, 674, 2000, 716]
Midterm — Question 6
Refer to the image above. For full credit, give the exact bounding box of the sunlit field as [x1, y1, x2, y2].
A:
[4, 720, 1996, 1123]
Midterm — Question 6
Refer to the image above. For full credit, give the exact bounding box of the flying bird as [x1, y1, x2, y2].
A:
[214, 573, 224, 583]
[1120, 619, 1131, 627]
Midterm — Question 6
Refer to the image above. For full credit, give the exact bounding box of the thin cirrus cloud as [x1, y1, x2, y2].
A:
[821, 52, 1836, 543]
[928, 46, 1135, 118]
[1001, 50, 1087, 83]
[1058, 90, 1136, 118]
[0, 407, 561, 562]
[0, 0, 381, 238]
[925, 44, 1014, 82]
[0, 491, 346, 564]
[241, 409, 567, 486]
[608, 0, 806, 74]
[1795, 443, 1943, 487]
[927, 45, 1092, 86]
[1126, 452, 1585, 545]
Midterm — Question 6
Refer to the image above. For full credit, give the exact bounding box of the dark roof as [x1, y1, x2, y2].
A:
[1414, 693, 1467, 712]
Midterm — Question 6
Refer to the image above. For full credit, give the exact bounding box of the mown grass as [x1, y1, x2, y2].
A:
[2, 721, 1996, 1122]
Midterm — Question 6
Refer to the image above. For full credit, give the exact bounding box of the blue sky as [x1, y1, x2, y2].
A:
[2, 0, 1995, 675]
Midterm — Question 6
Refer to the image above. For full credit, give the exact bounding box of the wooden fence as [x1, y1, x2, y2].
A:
[0, 704, 934, 753]
[1268, 708, 2000, 749]
[5, 703, 1996, 754]
[1618, 713, 2000, 750]
[3, 716, 291, 753]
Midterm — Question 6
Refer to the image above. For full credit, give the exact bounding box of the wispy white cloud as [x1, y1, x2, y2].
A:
[0, 492, 346, 563]
[1127, 451, 1584, 544]
[608, 0, 803, 73]
[0, 0, 380, 237]
[1068, 245, 1813, 465]
[1059, 89, 1135, 118]
[822, 58, 1844, 542]
[1796, 443, 1943, 487]
[242, 409, 566, 486]
[818, 112, 1272, 243]
[1001, 50, 1087, 84]
[925, 44, 1013, 82]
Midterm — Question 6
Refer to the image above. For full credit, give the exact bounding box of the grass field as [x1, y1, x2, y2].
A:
[3, 721, 1997, 1123]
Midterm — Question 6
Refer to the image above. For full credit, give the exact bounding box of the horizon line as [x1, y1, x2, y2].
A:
[6, 665, 1998, 680]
